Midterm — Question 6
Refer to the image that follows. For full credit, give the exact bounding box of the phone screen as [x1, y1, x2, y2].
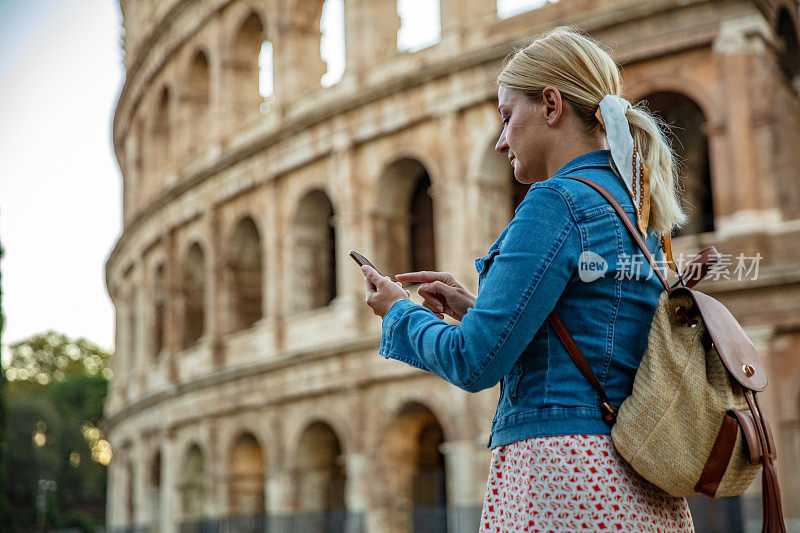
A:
[349, 250, 383, 277]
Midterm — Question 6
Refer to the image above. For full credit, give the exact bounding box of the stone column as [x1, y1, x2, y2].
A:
[440, 0, 497, 46]
[440, 439, 490, 533]
[265, 183, 285, 351]
[340, 452, 369, 533]
[329, 146, 363, 323]
[343, 0, 399, 70]
[131, 440, 147, 531]
[106, 451, 120, 530]
[266, 465, 297, 532]
[712, 14, 782, 236]
[273, 13, 326, 104]
[162, 429, 179, 533]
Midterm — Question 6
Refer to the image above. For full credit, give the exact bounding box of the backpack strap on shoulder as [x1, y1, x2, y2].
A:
[561, 176, 671, 290]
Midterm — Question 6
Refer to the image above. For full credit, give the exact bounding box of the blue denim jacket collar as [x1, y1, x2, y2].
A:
[551, 149, 614, 179]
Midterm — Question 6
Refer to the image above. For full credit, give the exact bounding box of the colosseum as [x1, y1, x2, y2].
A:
[104, 0, 800, 531]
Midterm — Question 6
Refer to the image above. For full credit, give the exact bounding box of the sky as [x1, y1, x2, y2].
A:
[0, 0, 551, 361]
[0, 0, 124, 356]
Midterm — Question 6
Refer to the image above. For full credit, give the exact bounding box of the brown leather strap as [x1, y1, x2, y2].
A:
[546, 313, 617, 424]
[563, 176, 671, 290]
[694, 413, 739, 496]
[680, 246, 721, 289]
[746, 391, 787, 532]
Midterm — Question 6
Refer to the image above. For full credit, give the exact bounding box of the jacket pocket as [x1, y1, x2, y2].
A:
[506, 359, 524, 402]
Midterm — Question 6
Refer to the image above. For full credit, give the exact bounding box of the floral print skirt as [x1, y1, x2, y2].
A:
[479, 434, 694, 532]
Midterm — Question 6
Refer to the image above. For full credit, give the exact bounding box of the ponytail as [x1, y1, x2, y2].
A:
[626, 104, 688, 236]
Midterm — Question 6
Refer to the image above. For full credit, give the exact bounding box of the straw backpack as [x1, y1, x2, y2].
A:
[545, 177, 786, 532]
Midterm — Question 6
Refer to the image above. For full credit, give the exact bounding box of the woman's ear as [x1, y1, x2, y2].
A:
[542, 86, 563, 126]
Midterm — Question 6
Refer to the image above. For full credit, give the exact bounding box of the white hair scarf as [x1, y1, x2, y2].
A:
[595, 94, 650, 238]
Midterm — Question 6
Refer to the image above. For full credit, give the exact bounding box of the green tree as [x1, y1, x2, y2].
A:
[5, 332, 111, 532]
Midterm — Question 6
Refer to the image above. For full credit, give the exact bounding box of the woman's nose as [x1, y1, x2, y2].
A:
[495, 132, 508, 154]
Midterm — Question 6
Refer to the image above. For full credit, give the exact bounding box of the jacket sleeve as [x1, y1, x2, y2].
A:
[378, 184, 579, 392]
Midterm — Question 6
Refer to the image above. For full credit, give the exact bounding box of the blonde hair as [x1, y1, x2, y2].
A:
[497, 26, 687, 236]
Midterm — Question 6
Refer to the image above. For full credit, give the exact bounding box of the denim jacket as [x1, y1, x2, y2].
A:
[379, 150, 665, 448]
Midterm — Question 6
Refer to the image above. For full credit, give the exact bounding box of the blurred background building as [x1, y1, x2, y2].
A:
[104, 0, 800, 531]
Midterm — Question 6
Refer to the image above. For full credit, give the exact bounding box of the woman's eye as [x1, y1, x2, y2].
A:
[502, 116, 510, 125]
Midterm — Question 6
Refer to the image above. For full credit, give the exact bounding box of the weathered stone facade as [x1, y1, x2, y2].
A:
[105, 0, 800, 531]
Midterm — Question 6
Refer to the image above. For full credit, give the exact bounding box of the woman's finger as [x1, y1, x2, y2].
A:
[395, 271, 448, 283]
[421, 299, 443, 313]
[417, 287, 445, 311]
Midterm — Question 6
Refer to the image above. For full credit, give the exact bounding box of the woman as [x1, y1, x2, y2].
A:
[361, 26, 694, 531]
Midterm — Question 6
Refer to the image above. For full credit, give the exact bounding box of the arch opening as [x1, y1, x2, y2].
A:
[497, 0, 559, 19]
[187, 50, 210, 151]
[379, 401, 449, 532]
[321, 0, 345, 87]
[152, 263, 166, 358]
[227, 433, 266, 525]
[152, 87, 171, 179]
[180, 444, 206, 526]
[148, 450, 161, 531]
[291, 190, 337, 313]
[227, 217, 263, 333]
[231, 12, 267, 123]
[640, 91, 714, 236]
[777, 9, 800, 92]
[295, 421, 346, 530]
[182, 243, 206, 349]
[397, 0, 441, 52]
[375, 158, 437, 280]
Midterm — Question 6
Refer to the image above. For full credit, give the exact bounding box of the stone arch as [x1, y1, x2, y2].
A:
[375, 401, 449, 532]
[374, 157, 438, 279]
[230, 10, 267, 124]
[151, 262, 166, 358]
[182, 242, 206, 349]
[627, 76, 722, 129]
[637, 91, 714, 236]
[377, 389, 458, 447]
[179, 442, 207, 525]
[227, 216, 263, 333]
[227, 432, 266, 518]
[294, 420, 347, 529]
[290, 189, 337, 313]
[776, 7, 800, 92]
[287, 410, 355, 460]
[186, 49, 211, 151]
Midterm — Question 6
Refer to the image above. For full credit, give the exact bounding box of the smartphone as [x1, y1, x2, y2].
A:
[349, 250, 383, 277]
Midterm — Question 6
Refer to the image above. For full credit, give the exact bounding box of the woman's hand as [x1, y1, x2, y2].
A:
[362, 265, 411, 318]
[395, 271, 476, 321]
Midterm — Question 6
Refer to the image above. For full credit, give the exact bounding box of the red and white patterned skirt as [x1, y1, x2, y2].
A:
[480, 434, 694, 532]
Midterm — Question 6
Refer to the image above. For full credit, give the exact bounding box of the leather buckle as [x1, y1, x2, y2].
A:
[601, 401, 618, 425]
